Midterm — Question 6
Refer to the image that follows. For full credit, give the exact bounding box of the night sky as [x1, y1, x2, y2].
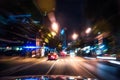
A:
[0, 0, 120, 44]
[56, 0, 85, 33]
[55, 0, 119, 40]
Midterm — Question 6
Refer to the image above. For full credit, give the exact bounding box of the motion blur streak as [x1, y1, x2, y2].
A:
[34, 0, 56, 26]
[46, 57, 97, 78]
[84, 57, 97, 60]
[48, 12, 56, 23]
[10, 32, 36, 41]
[0, 38, 19, 43]
[0, 56, 120, 80]
[97, 56, 116, 60]
[109, 61, 120, 65]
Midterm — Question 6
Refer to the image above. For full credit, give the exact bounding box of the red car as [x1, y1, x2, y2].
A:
[48, 52, 58, 60]
[60, 51, 67, 57]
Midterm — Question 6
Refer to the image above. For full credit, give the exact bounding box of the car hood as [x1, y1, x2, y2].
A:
[0, 75, 98, 80]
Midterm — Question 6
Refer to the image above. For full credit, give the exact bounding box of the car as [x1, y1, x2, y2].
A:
[60, 51, 67, 57]
[48, 52, 58, 60]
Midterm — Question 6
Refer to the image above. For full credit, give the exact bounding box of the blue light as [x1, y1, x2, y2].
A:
[96, 49, 102, 55]
[85, 50, 90, 53]
[23, 46, 40, 49]
[60, 29, 65, 35]
[16, 78, 38, 80]
[90, 47, 94, 50]
[24, 79, 37, 80]
[19, 48, 23, 50]
[103, 49, 108, 52]
[94, 46, 97, 49]
[16, 47, 19, 50]
[99, 45, 105, 49]
[44, 46, 49, 49]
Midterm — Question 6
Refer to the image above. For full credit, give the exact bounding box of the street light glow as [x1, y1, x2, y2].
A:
[51, 22, 59, 33]
[85, 27, 92, 34]
[72, 33, 78, 40]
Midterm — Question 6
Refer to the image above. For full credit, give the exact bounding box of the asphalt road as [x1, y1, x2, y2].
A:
[0, 56, 120, 80]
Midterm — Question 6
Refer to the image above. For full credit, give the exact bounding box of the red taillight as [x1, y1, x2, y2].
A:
[51, 56, 55, 59]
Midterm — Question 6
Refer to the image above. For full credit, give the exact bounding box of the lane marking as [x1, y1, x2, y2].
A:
[61, 59, 64, 61]
[46, 60, 58, 75]
[70, 59, 73, 62]
[0, 58, 47, 75]
[76, 62, 97, 78]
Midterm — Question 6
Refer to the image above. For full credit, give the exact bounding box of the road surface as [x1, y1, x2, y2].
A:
[0, 56, 120, 80]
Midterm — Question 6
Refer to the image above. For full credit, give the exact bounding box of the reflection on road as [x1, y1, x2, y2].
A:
[0, 56, 120, 80]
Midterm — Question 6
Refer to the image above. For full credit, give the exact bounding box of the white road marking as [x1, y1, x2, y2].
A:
[61, 59, 64, 61]
[0, 58, 47, 75]
[81, 66, 96, 78]
[46, 60, 58, 75]
[70, 59, 73, 62]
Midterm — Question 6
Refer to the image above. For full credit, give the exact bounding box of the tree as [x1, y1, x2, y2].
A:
[92, 17, 120, 54]
[92, 19, 111, 35]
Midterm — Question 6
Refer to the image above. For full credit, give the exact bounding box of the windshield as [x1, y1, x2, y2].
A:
[0, 0, 120, 80]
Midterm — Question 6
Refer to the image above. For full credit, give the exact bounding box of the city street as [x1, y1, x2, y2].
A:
[0, 0, 120, 80]
[0, 56, 120, 80]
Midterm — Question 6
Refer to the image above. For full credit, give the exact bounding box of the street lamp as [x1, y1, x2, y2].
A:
[72, 33, 78, 40]
[51, 22, 59, 33]
[85, 27, 92, 34]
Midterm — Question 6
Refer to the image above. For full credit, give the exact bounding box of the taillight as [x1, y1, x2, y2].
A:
[51, 56, 55, 58]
